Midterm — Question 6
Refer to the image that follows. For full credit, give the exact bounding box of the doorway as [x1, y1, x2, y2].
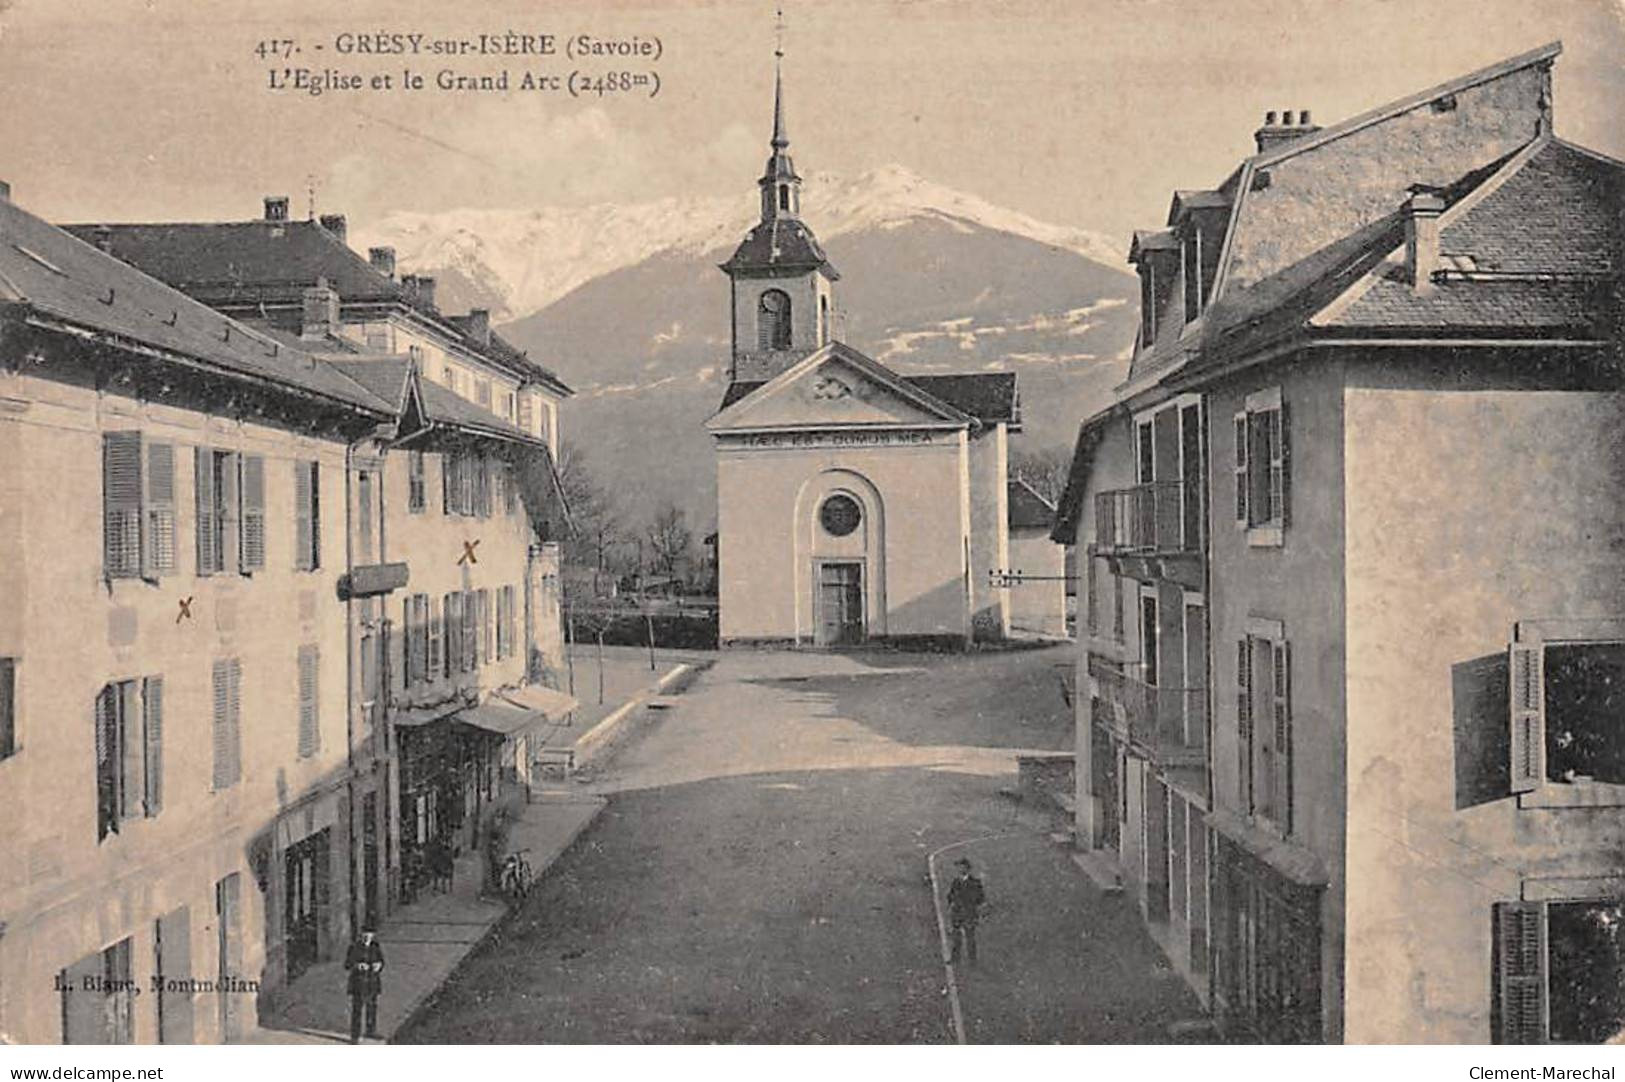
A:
[283, 829, 329, 981]
[816, 562, 864, 646]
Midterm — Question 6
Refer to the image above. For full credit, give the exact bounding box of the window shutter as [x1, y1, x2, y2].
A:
[142, 677, 163, 816]
[144, 442, 175, 576]
[95, 685, 118, 840]
[401, 598, 415, 687]
[410, 451, 425, 513]
[118, 681, 141, 822]
[297, 646, 319, 758]
[239, 456, 265, 571]
[1276, 402, 1291, 528]
[0, 657, 14, 759]
[1509, 643, 1545, 793]
[1274, 641, 1292, 835]
[444, 593, 459, 680]
[103, 432, 144, 577]
[428, 597, 442, 678]
[211, 660, 242, 789]
[459, 454, 474, 517]
[1494, 901, 1547, 1043]
[1237, 637, 1253, 813]
[1232, 413, 1248, 524]
[463, 591, 477, 672]
[441, 453, 453, 515]
[228, 660, 242, 784]
[294, 461, 312, 571]
[196, 447, 220, 573]
[479, 589, 491, 664]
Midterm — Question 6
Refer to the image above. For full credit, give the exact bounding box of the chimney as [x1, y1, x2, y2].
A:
[414, 276, 437, 311]
[368, 246, 396, 279]
[0, 180, 10, 203]
[466, 308, 491, 347]
[264, 196, 290, 222]
[318, 213, 348, 244]
[301, 276, 341, 340]
[1404, 187, 1446, 295]
[93, 225, 114, 253]
[1253, 109, 1323, 154]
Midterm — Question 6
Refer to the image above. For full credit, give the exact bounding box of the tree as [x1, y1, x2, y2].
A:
[645, 501, 693, 579]
[1010, 444, 1073, 506]
[555, 441, 624, 595]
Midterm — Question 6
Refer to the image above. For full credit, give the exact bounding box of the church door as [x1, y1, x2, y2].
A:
[817, 562, 864, 645]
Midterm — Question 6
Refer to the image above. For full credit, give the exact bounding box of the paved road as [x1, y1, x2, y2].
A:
[397, 644, 1200, 1043]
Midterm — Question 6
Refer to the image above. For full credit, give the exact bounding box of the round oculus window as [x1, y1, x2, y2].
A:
[820, 494, 862, 537]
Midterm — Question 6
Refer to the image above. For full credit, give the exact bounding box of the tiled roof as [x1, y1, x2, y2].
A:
[717, 370, 1019, 425]
[0, 200, 390, 413]
[720, 217, 838, 277]
[1007, 478, 1057, 530]
[324, 358, 545, 445]
[63, 219, 572, 392]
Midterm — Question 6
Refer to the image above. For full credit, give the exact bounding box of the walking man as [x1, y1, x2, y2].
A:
[946, 857, 987, 966]
[344, 927, 386, 1043]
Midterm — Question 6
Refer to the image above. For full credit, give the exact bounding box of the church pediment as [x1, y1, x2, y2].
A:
[708, 345, 970, 432]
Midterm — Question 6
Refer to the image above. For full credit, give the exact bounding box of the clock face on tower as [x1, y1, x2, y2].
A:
[820, 494, 862, 537]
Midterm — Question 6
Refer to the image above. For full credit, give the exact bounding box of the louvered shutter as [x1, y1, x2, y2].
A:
[195, 447, 217, 574]
[1494, 901, 1547, 1043]
[1274, 641, 1292, 835]
[442, 453, 453, 516]
[1510, 643, 1545, 792]
[142, 676, 163, 816]
[1237, 637, 1252, 813]
[294, 462, 313, 570]
[103, 432, 144, 577]
[463, 591, 477, 672]
[239, 456, 265, 571]
[444, 593, 460, 680]
[228, 660, 242, 784]
[1276, 402, 1291, 528]
[479, 589, 491, 664]
[95, 684, 118, 840]
[1233, 413, 1248, 524]
[145, 442, 175, 576]
[428, 597, 442, 678]
[297, 646, 319, 758]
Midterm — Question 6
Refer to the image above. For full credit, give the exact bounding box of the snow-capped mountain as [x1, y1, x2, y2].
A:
[360, 170, 1139, 534]
[353, 164, 1124, 322]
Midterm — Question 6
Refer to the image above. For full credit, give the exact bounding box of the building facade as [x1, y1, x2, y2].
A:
[709, 62, 1023, 648]
[0, 192, 574, 1043]
[1053, 42, 1625, 1043]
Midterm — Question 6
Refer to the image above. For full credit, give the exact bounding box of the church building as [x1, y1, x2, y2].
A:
[707, 61, 1021, 649]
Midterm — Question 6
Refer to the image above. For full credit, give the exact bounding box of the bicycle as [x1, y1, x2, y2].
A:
[500, 848, 533, 903]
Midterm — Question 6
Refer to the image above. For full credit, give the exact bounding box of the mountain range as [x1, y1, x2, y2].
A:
[354, 165, 1141, 534]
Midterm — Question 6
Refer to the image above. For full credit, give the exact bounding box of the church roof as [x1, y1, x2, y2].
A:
[720, 217, 838, 278]
[718, 368, 1018, 426]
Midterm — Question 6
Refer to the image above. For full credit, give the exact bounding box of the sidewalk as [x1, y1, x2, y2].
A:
[250, 791, 605, 1044]
[928, 829, 1209, 1043]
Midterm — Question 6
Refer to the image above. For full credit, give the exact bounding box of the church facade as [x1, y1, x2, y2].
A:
[707, 65, 1021, 649]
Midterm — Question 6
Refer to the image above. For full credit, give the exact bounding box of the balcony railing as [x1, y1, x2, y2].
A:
[1095, 480, 1201, 556]
[1089, 654, 1206, 760]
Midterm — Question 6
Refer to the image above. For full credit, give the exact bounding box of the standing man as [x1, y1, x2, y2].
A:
[946, 857, 987, 966]
[344, 927, 386, 1043]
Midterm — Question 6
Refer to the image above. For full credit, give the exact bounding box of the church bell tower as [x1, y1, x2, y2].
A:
[719, 42, 840, 384]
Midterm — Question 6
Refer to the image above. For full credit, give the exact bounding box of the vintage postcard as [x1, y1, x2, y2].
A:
[0, 0, 1622, 1063]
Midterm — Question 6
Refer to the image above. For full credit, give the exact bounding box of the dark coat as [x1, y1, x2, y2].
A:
[947, 874, 985, 925]
[345, 938, 386, 998]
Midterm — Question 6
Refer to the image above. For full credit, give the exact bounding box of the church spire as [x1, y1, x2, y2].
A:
[759, 10, 800, 223]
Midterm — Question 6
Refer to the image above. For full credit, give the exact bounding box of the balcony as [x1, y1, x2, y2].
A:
[1094, 481, 1203, 588]
[1089, 653, 1206, 767]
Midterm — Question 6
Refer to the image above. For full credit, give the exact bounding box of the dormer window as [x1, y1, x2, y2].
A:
[1183, 227, 1203, 320]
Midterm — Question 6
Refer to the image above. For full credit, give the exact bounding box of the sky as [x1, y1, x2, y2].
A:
[0, 0, 1621, 252]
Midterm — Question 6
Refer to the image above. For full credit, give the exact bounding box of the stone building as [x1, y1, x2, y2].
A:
[1052, 42, 1625, 1042]
[708, 62, 1022, 648]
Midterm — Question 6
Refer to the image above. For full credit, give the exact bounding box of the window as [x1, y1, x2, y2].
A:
[501, 391, 515, 423]
[408, 451, 426, 513]
[517, 395, 534, 434]
[294, 460, 320, 571]
[758, 289, 791, 351]
[1238, 628, 1292, 833]
[1510, 639, 1625, 791]
[210, 659, 241, 790]
[497, 585, 516, 660]
[503, 462, 517, 516]
[195, 448, 238, 575]
[1182, 227, 1203, 320]
[443, 452, 475, 517]
[239, 455, 265, 572]
[820, 295, 829, 344]
[60, 939, 134, 1044]
[1494, 899, 1625, 1043]
[1112, 574, 1125, 643]
[95, 676, 163, 838]
[476, 379, 492, 411]
[1234, 389, 1289, 535]
[427, 596, 443, 679]
[1140, 593, 1159, 685]
[406, 594, 429, 687]
[102, 433, 176, 578]
[296, 645, 319, 758]
[0, 657, 14, 760]
[443, 366, 458, 395]
[778, 184, 790, 211]
[474, 454, 492, 518]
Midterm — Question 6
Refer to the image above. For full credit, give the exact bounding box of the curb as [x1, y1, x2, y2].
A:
[387, 796, 607, 1042]
[571, 661, 702, 768]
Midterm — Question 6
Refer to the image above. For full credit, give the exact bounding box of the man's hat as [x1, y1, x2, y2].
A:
[954, 857, 972, 869]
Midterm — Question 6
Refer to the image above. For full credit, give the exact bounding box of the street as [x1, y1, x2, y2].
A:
[397, 644, 1203, 1043]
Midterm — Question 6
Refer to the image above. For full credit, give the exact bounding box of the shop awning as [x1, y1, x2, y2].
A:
[393, 702, 461, 729]
[496, 684, 580, 719]
[455, 701, 544, 738]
